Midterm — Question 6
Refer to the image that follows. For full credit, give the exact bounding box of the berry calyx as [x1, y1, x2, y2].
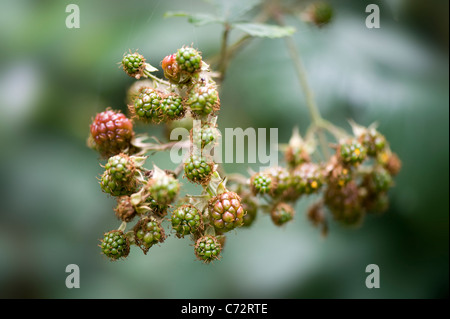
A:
[121, 52, 145, 78]
[271, 203, 294, 226]
[184, 154, 214, 185]
[186, 83, 220, 117]
[176, 47, 202, 73]
[134, 216, 165, 254]
[100, 230, 130, 260]
[208, 192, 245, 232]
[171, 205, 202, 238]
[194, 235, 221, 263]
[131, 88, 165, 123]
[338, 141, 367, 165]
[115, 196, 137, 222]
[90, 109, 134, 158]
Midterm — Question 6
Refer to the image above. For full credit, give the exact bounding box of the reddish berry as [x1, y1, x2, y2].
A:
[194, 235, 221, 263]
[161, 54, 182, 83]
[208, 192, 245, 232]
[90, 109, 134, 158]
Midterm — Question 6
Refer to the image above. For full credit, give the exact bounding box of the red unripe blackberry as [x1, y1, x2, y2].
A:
[208, 192, 245, 232]
[90, 109, 134, 158]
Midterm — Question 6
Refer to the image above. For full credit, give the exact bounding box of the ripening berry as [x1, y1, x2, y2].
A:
[194, 235, 221, 263]
[338, 141, 367, 165]
[186, 83, 220, 117]
[100, 154, 137, 196]
[292, 162, 324, 194]
[161, 53, 182, 83]
[121, 52, 145, 78]
[132, 88, 165, 123]
[208, 192, 245, 232]
[100, 230, 130, 260]
[161, 94, 185, 121]
[90, 109, 134, 158]
[146, 171, 180, 206]
[171, 205, 202, 238]
[250, 172, 276, 195]
[176, 47, 202, 73]
[184, 154, 214, 185]
[134, 216, 165, 254]
[271, 203, 294, 226]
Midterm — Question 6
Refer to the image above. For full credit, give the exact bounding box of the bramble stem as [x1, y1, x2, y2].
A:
[143, 69, 171, 86]
[218, 23, 231, 82]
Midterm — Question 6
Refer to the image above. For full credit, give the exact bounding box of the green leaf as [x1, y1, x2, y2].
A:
[208, 0, 262, 22]
[233, 23, 296, 38]
[164, 11, 223, 26]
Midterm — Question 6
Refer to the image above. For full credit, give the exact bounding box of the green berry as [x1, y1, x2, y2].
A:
[184, 154, 214, 185]
[147, 172, 180, 206]
[359, 129, 386, 157]
[161, 94, 185, 121]
[208, 192, 245, 232]
[122, 52, 145, 78]
[132, 88, 164, 123]
[194, 235, 221, 263]
[100, 154, 137, 196]
[171, 205, 202, 238]
[250, 173, 274, 195]
[264, 166, 291, 198]
[134, 216, 165, 254]
[271, 203, 294, 226]
[308, 2, 333, 27]
[176, 47, 202, 73]
[338, 141, 367, 165]
[100, 230, 130, 260]
[368, 167, 393, 193]
[191, 123, 219, 149]
[186, 83, 220, 117]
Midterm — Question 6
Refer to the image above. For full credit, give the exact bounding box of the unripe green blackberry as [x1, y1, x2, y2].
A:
[100, 230, 130, 260]
[366, 167, 393, 193]
[147, 170, 180, 206]
[134, 216, 165, 254]
[250, 172, 276, 195]
[176, 47, 202, 73]
[191, 123, 219, 149]
[161, 94, 185, 121]
[90, 109, 134, 158]
[359, 129, 386, 157]
[194, 235, 221, 263]
[338, 141, 367, 165]
[271, 203, 294, 226]
[131, 88, 164, 123]
[100, 154, 137, 196]
[324, 181, 365, 227]
[186, 83, 220, 117]
[208, 192, 245, 232]
[241, 197, 258, 228]
[264, 166, 291, 198]
[184, 154, 214, 185]
[292, 162, 324, 194]
[171, 205, 202, 238]
[145, 195, 168, 217]
[115, 196, 136, 222]
[121, 52, 145, 78]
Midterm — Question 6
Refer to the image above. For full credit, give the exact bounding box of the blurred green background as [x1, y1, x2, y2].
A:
[0, 0, 448, 299]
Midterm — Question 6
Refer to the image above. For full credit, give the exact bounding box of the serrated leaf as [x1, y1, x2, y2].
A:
[164, 11, 223, 26]
[234, 23, 295, 38]
[209, 0, 261, 22]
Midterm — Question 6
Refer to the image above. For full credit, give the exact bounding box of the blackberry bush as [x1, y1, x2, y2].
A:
[89, 2, 401, 264]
